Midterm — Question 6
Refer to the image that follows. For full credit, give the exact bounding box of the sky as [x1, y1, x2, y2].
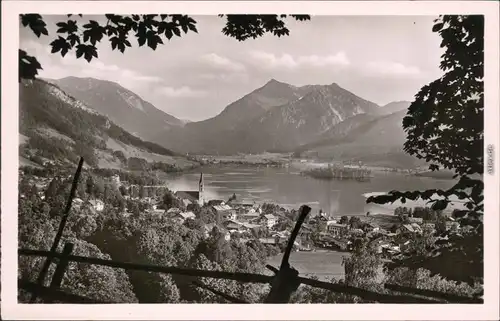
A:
[20, 15, 445, 121]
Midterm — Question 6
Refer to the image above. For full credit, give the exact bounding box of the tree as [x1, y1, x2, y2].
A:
[119, 185, 128, 196]
[339, 215, 349, 225]
[138, 185, 145, 199]
[342, 237, 383, 291]
[348, 216, 362, 229]
[367, 15, 484, 285]
[44, 177, 60, 200]
[162, 190, 183, 210]
[19, 14, 310, 81]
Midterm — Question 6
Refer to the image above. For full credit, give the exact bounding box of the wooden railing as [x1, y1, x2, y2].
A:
[18, 157, 483, 304]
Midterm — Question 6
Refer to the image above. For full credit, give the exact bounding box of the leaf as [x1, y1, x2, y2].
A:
[20, 14, 48, 38]
[67, 34, 81, 47]
[137, 35, 146, 47]
[188, 24, 198, 33]
[432, 22, 444, 32]
[431, 200, 448, 211]
[49, 36, 71, 57]
[19, 49, 43, 81]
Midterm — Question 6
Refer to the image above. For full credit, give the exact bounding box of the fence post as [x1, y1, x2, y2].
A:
[264, 205, 311, 303]
[49, 242, 74, 290]
[30, 157, 84, 303]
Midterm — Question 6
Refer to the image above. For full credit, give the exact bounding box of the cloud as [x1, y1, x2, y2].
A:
[365, 61, 422, 77]
[155, 86, 207, 98]
[248, 51, 350, 70]
[197, 72, 249, 83]
[200, 53, 246, 72]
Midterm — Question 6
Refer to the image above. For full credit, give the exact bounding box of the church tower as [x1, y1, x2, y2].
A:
[198, 172, 205, 206]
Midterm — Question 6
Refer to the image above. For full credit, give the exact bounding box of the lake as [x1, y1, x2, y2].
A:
[266, 251, 348, 281]
[161, 165, 461, 216]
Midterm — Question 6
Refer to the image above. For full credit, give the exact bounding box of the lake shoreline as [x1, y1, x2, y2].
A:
[161, 163, 458, 216]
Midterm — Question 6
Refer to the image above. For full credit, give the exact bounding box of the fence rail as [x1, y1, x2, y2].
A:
[18, 157, 483, 305]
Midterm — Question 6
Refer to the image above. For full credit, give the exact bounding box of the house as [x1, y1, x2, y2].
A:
[363, 222, 380, 233]
[88, 199, 104, 212]
[408, 217, 424, 224]
[151, 208, 166, 215]
[398, 223, 423, 234]
[422, 222, 436, 232]
[326, 223, 348, 237]
[175, 173, 205, 206]
[167, 207, 181, 214]
[225, 220, 248, 233]
[213, 204, 237, 221]
[207, 199, 225, 206]
[237, 212, 260, 222]
[168, 211, 196, 224]
[350, 228, 365, 236]
[261, 214, 277, 228]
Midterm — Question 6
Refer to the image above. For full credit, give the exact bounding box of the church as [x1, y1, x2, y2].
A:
[175, 173, 205, 206]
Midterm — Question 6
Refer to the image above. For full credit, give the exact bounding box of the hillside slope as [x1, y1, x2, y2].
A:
[48, 77, 184, 143]
[19, 79, 197, 170]
[298, 110, 426, 168]
[379, 101, 411, 115]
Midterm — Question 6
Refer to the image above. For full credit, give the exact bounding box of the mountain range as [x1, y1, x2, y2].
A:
[47, 77, 185, 141]
[19, 79, 197, 170]
[24, 75, 422, 169]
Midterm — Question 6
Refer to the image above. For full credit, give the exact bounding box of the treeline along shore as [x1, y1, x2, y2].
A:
[301, 164, 373, 181]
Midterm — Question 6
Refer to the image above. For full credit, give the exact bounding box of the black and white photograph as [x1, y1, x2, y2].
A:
[2, 0, 499, 320]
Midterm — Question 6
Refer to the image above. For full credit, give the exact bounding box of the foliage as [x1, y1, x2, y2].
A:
[289, 277, 360, 303]
[161, 190, 185, 211]
[342, 237, 383, 290]
[18, 193, 138, 303]
[339, 215, 349, 225]
[366, 15, 484, 285]
[385, 267, 481, 298]
[19, 14, 310, 81]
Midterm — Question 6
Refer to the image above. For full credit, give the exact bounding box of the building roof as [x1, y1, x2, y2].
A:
[179, 211, 196, 219]
[239, 212, 260, 217]
[401, 224, 422, 233]
[213, 204, 232, 212]
[175, 191, 199, 202]
[264, 214, 275, 220]
[241, 222, 260, 229]
[328, 223, 348, 228]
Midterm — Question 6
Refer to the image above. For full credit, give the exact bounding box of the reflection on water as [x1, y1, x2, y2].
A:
[161, 165, 458, 216]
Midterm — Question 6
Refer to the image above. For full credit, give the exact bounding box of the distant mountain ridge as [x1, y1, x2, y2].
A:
[47, 77, 184, 143]
[19, 79, 196, 170]
[43, 75, 421, 168]
[154, 80, 386, 154]
[379, 101, 411, 115]
[295, 109, 427, 168]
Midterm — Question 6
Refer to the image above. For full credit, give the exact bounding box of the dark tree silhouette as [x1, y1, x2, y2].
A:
[19, 14, 310, 81]
[367, 15, 484, 286]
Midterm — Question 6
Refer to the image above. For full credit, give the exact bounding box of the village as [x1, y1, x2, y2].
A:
[19, 168, 462, 260]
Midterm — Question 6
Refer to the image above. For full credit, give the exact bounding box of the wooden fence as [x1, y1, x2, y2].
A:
[18, 158, 483, 304]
